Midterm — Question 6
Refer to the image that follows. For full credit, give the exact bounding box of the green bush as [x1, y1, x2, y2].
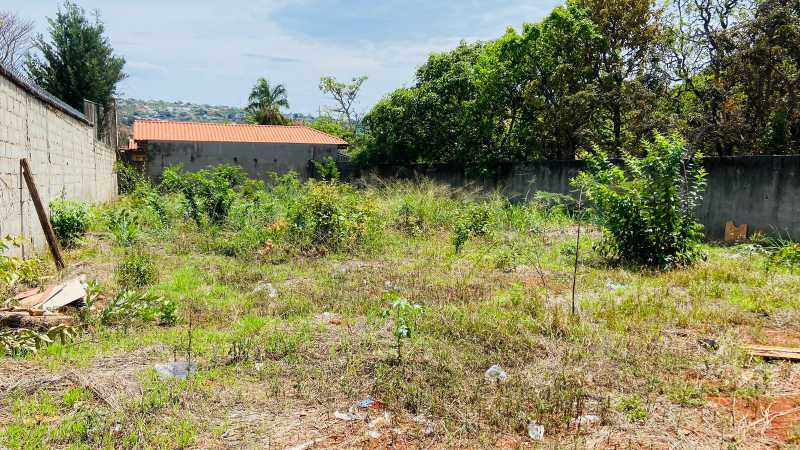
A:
[114, 161, 145, 194]
[289, 181, 377, 254]
[49, 199, 90, 248]
[573, 133, 707, 268]
[105, 207, 139, 247]
[160, 165, 246, 226]
[115, 249, 158, 289]
[310, 156, 341, 181]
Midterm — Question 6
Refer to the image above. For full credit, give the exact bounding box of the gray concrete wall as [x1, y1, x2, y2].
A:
[0, 69, 118, 257]
[352, 156, 800, 240]
[143, 140, 341, 180]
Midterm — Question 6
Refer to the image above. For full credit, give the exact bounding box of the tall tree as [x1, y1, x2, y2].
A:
[665, 0, 756, 155]
[26, 1, 126, 128]
[319, 75, 367, 133]
[572, 0, 665, 153]
[0, 10, 34, 72]
[245, 78, 289, 125]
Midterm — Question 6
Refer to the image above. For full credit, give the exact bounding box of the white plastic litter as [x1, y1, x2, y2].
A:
[154, 361, 196, 380]
[484, 365, 508, 383]
[606, 281, 626, 291]
[334, 409, 365, 421]
[572, 414, 601, 427]
[527, 422, 545, 441]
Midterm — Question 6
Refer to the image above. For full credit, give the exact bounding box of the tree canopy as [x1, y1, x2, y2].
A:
[359, 0, 800, 169]
[26, 1, 126, 124]
[245, 78, 290, 125]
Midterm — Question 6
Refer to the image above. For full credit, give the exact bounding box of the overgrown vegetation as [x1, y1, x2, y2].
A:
[49, 198, 90, 248]
[574, 133, 707, 268]
[2, 165, 799, 448]
[359, 0, 800, 170]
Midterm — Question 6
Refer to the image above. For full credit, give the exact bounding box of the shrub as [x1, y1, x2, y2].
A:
[49, 199, 90, 248]
[289, 181, 377, 254]
[115, 249, 158, 289]
[105, 208, 139, 247]
[114, 161, 145, 194]
[163, 165, 246, 226]
[0, 236, 43, 291]
[573, 133, 707, 268]
[100, 290, 172, 327]
[310, 156, 341, 181]
[394, 201, 426, 236]
[451, 203, 492, 253]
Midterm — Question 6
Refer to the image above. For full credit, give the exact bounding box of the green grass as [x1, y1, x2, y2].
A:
[2, 174, 799, 447]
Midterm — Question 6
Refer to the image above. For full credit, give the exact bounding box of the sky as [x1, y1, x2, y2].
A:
[8, 0, 562, 115]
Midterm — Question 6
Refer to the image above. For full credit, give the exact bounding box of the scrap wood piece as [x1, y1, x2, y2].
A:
[20, 158, 65, 270]
[14, 288, 39, 301]
[725, 221, 748, 243]
[15, 283, 64, 310]
[0, 311, 73, 330]
[41, 278, 85, 311]
[744, 344, 800, 361]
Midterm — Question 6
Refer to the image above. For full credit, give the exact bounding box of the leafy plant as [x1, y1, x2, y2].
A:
[310, 156, 341, 181]
[114, 161, 145, 194]
[0, 325, 77, 357]
[394, 201, 426, 236]
[618, 395, 648, 423]
[762, 236, 800, 274]
[289, 181, 376, 254]
[162, 165, 246, 226]
[452, 221, 471, 254]
[573, 133, 707, 268]
[381, 290, 422, 365]
[0, 236, 43, 290]
[100, 290, 171, 327]
[451, 204, 492, 253]
[105, 208, 139, 247]
[49, 198, 90, 248]
[115, 249, 158, 289]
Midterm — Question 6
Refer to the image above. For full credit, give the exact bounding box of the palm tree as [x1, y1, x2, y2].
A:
[246, 78, 290, 125]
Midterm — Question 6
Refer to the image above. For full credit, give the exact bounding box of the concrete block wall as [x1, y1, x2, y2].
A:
[0, 71, 117, 258]
[351, 157, 800, 240]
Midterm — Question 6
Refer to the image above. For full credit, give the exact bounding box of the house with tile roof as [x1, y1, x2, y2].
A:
[125, 120, 348, 180]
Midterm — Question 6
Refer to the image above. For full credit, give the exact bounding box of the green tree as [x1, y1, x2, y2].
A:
[26, 1, 126, 129]
[246, 77, 289, 125]
[573, 0, 665, 153]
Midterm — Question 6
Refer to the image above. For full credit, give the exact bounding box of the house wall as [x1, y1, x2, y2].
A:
[141, 140, 341, 180]
[0, 67, 118, 257]
[349, 156, 800, 240]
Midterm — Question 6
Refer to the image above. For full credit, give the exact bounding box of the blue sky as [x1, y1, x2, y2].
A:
[8, 0, 561, 114]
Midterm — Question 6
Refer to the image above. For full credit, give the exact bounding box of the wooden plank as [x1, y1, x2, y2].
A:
[41, 278, 85, 311]
[20, 158, 66, 270]
[16, 283, 64, 309]
[744, 344, 800, 361]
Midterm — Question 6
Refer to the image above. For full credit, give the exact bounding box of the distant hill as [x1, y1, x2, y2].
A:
[117, 98, 316, 126]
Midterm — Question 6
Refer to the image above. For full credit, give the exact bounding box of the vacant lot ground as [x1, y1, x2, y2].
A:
[1, 172, 799, 449]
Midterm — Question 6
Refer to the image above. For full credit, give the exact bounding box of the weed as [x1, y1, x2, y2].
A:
[0, 325, 77, 357]
[382, 290, 422, 365]
[100, 290, 171, 327]
[665, 381, 705, 407]
[289, 181, 377, 254]
[114, 161, 145, 194]
[49, 198, 90, 248]
[115, 249, 158, 289]
[618, 395, 649, 423]
[105, 207, 139, 247]
[310, 156, 341, 181]
[0, 236, 43, 290]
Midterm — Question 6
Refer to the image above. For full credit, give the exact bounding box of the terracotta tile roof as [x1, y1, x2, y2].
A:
[132, 120, 348, 146]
